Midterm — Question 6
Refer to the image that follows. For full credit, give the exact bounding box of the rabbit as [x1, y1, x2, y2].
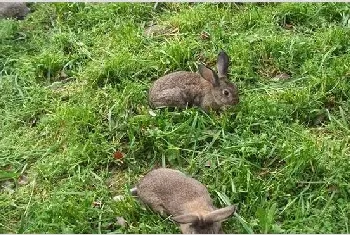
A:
[131, 168, 236, 234]
[148, 51, 239, 112]
[0, 2, 30, 20]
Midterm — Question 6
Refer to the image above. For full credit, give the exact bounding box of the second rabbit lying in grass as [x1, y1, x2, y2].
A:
[131, 168, 236, 234]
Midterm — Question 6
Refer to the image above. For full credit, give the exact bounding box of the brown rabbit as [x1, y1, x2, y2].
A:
[0, 2, 30, 20]
[148, 51, 239, 112]
[131, 168, 236, 234]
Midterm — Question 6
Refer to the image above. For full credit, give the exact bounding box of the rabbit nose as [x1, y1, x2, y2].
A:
[234, 97, 239, 104]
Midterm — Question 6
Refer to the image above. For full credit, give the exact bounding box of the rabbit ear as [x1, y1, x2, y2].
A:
[172, 214, 200, 224]
[198, 64, 219, 87]
[217, 51, 230, 78]
[204, 205, 236, 223]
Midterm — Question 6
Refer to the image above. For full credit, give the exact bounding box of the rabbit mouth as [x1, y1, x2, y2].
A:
[233, 98, 239, 104]
[230, 96, 239, 105]
[221, 101, 238, 111]
[220, 105, 230, 111]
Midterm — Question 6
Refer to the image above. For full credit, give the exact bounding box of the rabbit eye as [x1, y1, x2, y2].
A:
[223, 89, 230, 96]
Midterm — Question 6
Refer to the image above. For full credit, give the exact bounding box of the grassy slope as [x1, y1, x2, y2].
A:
[1, 2, 350, 233]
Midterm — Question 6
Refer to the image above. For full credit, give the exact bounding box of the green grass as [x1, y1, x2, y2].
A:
[1, 2, 350, 233]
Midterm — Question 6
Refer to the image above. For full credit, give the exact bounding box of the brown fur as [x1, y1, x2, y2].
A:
[133, 168, 236, 234]
[0, 2, 30, 20]
[149, 51, 239, 112]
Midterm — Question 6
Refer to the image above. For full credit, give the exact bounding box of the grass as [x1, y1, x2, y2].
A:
[1, 2, 350, 233]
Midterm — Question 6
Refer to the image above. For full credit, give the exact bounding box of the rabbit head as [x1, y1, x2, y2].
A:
[172, 205, 236, 234]
[199, 51, 239, 111]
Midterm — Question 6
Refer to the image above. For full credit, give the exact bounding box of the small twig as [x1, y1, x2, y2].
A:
[23, 177, 36, 218]
[298, 181, 327, 184]
[153, 2, 159, 11]
[20, 163, 28, 174]
[98, 204, 104, 234]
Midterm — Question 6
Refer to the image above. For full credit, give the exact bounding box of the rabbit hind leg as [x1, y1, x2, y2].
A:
[144, 196, 168, 216]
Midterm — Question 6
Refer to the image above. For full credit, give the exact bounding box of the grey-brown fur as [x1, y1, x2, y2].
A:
[132, 168, 236, 234]
[149, 51, 239, 112]
[0, 2, 30, 20]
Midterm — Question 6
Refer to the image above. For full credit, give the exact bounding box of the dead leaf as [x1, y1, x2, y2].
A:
[200, 31, 210, 40]
[18, 175, 29, 185]
[59, 70, 68, 80]
[327, 184, 338, 192]
[205, 160, 211, 168]
[272, 73, 291, 81]
[325, 96, 336, 109]
[92, 201, 102, 208]
[149, 110, 157, 117]
[1, 181, 15, 194]
[113, 151, 124, 160]
[144, 24, 177, 37]
[313, 113, 327, 126]
[5, 165, 13, 171]
[29, 117, 38, 127]
[113, 195, 125, 202]
[285, 23, 293, 29]
[258, 168, 270, 177]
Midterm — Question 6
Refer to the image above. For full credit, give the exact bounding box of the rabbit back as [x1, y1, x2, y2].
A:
[0, 2, 30, 20]
[136, 168, 214, 216]
[149, 71, 208, 109]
